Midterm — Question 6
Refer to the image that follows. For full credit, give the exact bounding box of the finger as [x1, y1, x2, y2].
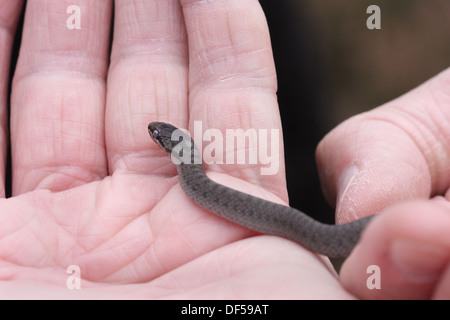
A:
[11, 0, 112, 194]
[0, 0, 24, 197]
[316, 68, 450, 223]
[341, 200, 450, 299]
[180, 0, 286, 200]
[106, 0, 188, 174]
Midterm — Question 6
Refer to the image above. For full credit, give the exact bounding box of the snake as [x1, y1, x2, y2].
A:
[148, 121, 374, 258]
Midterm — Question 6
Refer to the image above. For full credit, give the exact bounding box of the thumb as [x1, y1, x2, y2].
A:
[316, 68, 450, 223]
[340, 200, 450, 300]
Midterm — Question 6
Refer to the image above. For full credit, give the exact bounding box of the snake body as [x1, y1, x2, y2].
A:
[148, 121, 373, 258]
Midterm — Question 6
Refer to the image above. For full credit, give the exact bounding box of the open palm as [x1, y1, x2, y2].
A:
[0, 0, 350, 299]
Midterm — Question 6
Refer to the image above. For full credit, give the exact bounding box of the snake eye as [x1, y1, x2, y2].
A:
[151, 128, 166, 150]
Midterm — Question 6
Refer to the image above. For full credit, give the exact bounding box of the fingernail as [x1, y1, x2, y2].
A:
[390, 239, 448, 283]
[336, 165, 359, 223]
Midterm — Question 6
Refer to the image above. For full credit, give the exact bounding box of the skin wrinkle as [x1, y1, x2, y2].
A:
[79, 228, 149, 282]
[147, 206, 173, 274]
[35, 168, 91, 190]
[366, 109, 442, 195]
[184, 2, 274, 92]
[10, 204, 48, 266]
[113, 6, 185, 47]
[151, 198, 201, 275]
[160, 76, 168, 117]
[26, 97, 104, 153]
[14, 49, 109, 81]
[225, 7, 234, 49]
[191, 47, 274, 90]
[81, 181, 145, 249]
[13, 68, 107, 95]
[402, 103, 450, 169]
[421, 107, 450, 193]
[113, 43, 188, 62]
[109, 230, 151, 280]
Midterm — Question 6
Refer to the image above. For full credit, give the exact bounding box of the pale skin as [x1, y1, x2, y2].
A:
[0, 0, 449, 299]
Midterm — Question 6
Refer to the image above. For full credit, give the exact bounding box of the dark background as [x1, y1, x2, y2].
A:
[259, 0, 450, 222]
[7, 1, 450, 224]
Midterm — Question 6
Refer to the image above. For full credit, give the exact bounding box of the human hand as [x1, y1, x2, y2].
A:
[316, 67, 450, 299]
[0, 0, 362, 299]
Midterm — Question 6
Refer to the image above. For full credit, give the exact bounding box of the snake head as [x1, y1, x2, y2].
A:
[148, 121, 184, 153]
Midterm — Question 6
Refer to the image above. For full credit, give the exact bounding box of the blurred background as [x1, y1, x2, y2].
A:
[259, 0, 450, 222]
